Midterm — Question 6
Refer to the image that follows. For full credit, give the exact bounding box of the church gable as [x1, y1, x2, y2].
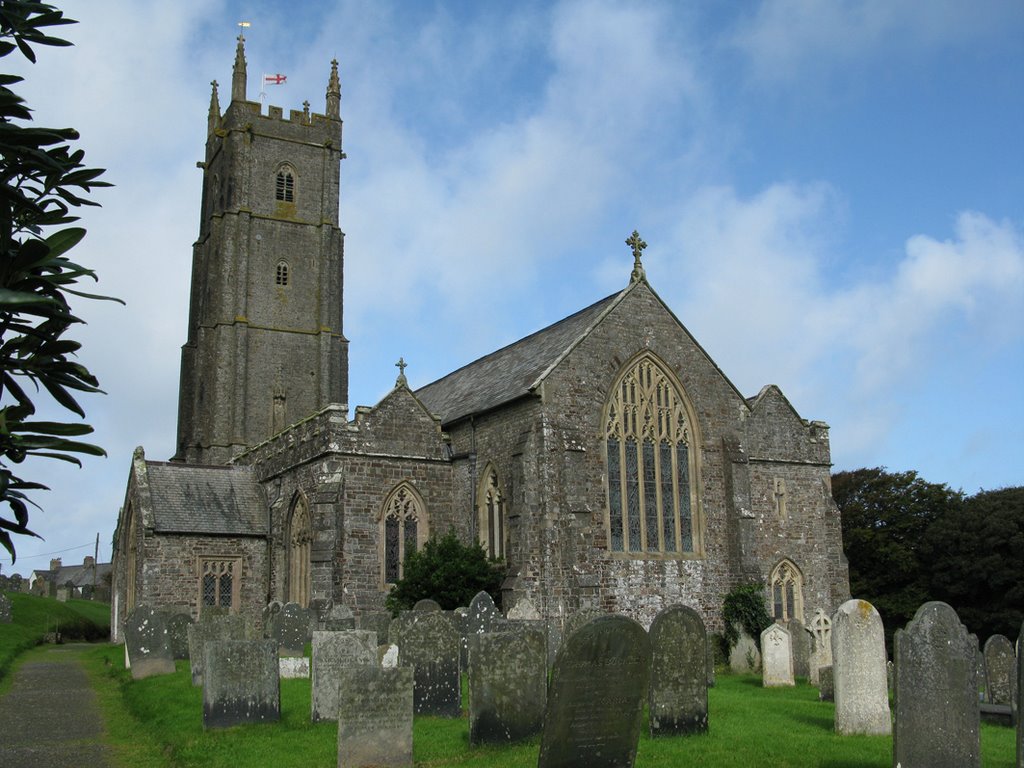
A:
[744, 384, 830, 464]
[352, 383, 448, 459]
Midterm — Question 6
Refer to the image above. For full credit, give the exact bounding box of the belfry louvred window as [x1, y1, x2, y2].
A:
[275, 168, 294, 202]
[605, 354, 696, 555]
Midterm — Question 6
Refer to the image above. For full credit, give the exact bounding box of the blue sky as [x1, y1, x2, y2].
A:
[3, 0, 1022, 573]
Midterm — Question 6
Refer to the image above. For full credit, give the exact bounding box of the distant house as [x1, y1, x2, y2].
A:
[29, 556, 112, 600]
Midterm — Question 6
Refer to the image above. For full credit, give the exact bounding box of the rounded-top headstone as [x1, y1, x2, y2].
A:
[983, 634, 1015, 705]
[832, 599, 890, 736]
[562, 607, 605, 643]
[413, 598, 442, 612]
[648, 604, 708, 736]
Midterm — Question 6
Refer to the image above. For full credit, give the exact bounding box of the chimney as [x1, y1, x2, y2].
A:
[83, 556, 95, 568]
[50, 557, 62, 572]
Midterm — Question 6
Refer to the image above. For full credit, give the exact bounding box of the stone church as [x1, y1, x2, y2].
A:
[110, 38, 849, 640]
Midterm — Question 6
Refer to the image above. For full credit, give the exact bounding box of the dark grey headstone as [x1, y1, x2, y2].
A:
[465, 592, 507, 669]
[469, 627, 546, 745]
[819, 665, 834, 701]
[894, 601, 979, 768]
[648, 605, 708, 736]
[277, 602, 313, 657]
[413, 598, 441, 612]
[788, 618, 811, 679]
[984, 634, 1015, 705]
[0, 593, 11, 623]
[311, 630, 378, 722]
[538, 614, 651, 768]
[562, 607, 604, 644]
[188, 614, 251, 686]
[310, 597, 334, 631]
[124, 605, 175, 680]
[202, 639, 280, 729]
[323, 604, 356, 632]
[397, 611, 461, 717]
[262, 601, 282, 637]
[337, 666, 413, 768]
[358, 610, 390, 645]
[165, 612, 193, 660]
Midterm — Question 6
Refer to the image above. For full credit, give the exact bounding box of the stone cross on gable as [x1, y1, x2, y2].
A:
[395, 357, 408, 388]
[627, 230, 647, 282]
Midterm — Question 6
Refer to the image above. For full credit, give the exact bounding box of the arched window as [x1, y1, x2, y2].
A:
[605, 353, 699, 554]
[275, 260, 289, 286]
[381, 482, 428, 586]
[275, 166, 295, 202]
[287, 495, 312, 607]
[477, 465, 505, 559]
[770, 559, 804, 622]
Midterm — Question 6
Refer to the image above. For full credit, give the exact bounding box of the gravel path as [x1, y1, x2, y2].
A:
[0, 644, 112, 768]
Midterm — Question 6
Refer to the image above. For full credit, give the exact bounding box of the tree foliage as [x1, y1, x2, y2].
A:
[0, 2, 117, 560]
[384, 530, 505, 614]
[722, 581, 773, 651]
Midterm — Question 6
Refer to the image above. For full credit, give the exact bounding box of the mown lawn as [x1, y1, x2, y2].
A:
[82, 643, 1018, 768]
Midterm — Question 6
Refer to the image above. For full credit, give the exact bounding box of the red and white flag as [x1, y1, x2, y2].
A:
[263, 73, 287, 85]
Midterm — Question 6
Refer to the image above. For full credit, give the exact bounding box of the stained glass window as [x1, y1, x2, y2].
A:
[381, 483, 427, 586]
[199, 558, 238, 614]
[770, 560, 803, 622]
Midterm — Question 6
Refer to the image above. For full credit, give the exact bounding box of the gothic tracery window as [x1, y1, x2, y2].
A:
[605, 354, 698, 555]
[275, 166, 295, 202]
[275, 260, 289, 286]
[287, 495, 312, 607]
[770, 559, 803, 622]
[199, 557, 240, 615]
[478, 465, 505, 559]
[381, 482, 428, 586]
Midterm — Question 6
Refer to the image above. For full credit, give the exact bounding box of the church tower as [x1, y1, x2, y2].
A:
[174, 36, 348, 464]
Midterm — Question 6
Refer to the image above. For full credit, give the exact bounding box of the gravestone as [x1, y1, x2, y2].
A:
[507, 597, 541, 621]
[976, 647, 988, 703]
[984, 634, 1015, 706]
[337, 666, 413, 768]
[455, 606, 470, 670]
[761, 623, 795, 687]
[1016, 622, 1023, 768]
[819, 665, 834, 701]
[728, 629, 761, 673]
[469, 626, 546, 745]
[379, 643, 399, 668]
[706, 641, 716, 688]
[276, 602, 313, 657]
[323, 604, 356, 632]
[310, 597, 334, 631]
[0, 593, 11, 623]
[413, 598, 441, 612]
[163, 612, 193, 660]
[124, 604, 176, 680]
[203, 639, 280, 729]
[832, 599, 890, 735]
[262, 601, 282, 637]
[648, 604, 708, 736]
[188, 614, 251, 686]
[894, 601, 979, 768]
[358, 610, 390, 645]
[809, 609, 832, 685]
[465, 591, 505, 669]
[280, 657, 310, 678]
[397, 611, 461, 717]
[311, 630, 378, 722]
[787, 618, 811, 679]
[538, 614, 651, 768]
[562, 607, 604, 644]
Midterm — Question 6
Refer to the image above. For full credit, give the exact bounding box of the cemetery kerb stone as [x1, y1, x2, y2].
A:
[124, 604, 176, 680]
[311, 630, 378, 722]
[832, 599, 890, 736]
[809, 609, 833, 686]
[277, 602, 313, 657]
[468, 626, 547, 745]
[397, 610, 461, 717]
[761, 623, 795, 687]
[787, 617, 811, 679]
[202, 639, 280, 729]
[164, 611, 193, 660]
[337, 666, 414, 768]
[648, 604, 708, 736]
[893, 601, 979, 768]
[188, 614, 251, 686]
[728, 628, 761, 673]
[983, 633, 1015, 706]
[538, 614, 652, 768]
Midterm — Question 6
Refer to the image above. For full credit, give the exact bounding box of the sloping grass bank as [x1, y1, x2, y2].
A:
[84, 642, 1018, 768]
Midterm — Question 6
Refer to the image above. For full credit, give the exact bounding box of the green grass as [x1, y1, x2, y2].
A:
[83, 645, 1019, 768]
[0, 590, 111, 686]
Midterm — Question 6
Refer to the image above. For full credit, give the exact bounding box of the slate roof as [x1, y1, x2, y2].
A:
[47, 562, 113, 588]
[145, 462, 267, 536]
[415, 290, 622, 425]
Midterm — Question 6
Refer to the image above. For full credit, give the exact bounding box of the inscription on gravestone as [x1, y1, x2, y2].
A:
[337, 666, 413, 768]
[648, 604, 708, 736]
[469, 627, 547, 745]
[203, 639, 280, 729]
[312, 630, 378, 722]
[538, 614, 651, 768]
[761, 623, 794, 687]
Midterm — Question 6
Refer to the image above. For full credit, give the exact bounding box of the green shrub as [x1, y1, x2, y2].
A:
[385, 530, 504, 614]
[722, 582, 773, 651]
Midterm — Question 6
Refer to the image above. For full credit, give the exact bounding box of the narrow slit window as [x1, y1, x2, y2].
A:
[275, 261, 289, 286]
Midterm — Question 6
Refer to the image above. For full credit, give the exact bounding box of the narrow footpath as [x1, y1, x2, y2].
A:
[0, 644, 112, 768]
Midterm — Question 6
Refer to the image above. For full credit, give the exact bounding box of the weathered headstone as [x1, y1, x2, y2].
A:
[893, 601, 979, 768]
[397, 611, 461, 717]
[0, 593, 11, 623]
[276, 602, 313, 657]
[455, 606, 470, 670]
[337, 666, 413, 768]
[358, 610, 390, 645]
[413, 598, 441, 612]
[538, 615, 651, 768]
[819, 665, 834, 701]
[379, 643, 399, 668]
[164, 611, 193, 660]
[323, 604, 356, 632]
[507, 597, 541, 621]
[469, 626, 547, 745]
[832, 599, 890, 735]
[310, 597, 334, 631]
[728, 629, 761, 673]
[562, 607, 604, 644]
[311, 630, 378, 722]
[203, 639, 280, 729]
[809, 608, 833, 685]
[787, 617, 811, 679]
[262, 601, 282, 637]
[464, 591, 505, 669]
[984, 634, 1015, 706]
[280, 657, 310, 678]
[761, 623, 795, 687]
[124, 604, 176, 680]
[648, 604, 708, 736]
[1016, 622, 1022, 768]
[188, 614, 251, 686]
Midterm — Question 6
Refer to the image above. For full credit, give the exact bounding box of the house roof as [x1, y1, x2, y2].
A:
[415, 290, 622, 425]
[144, 461, 267, 536]
[51, 562, 113, 588]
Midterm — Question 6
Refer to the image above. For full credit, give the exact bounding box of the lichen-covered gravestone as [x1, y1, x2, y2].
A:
[728, 629, 761, 673]
[468, 626, 546, 745]
[761, 623, 795, 687]
[358, 610, 390, 645]
[413, 598, 441, 612]
[562, 608, 605, 644]
[894, 601, 979, 768]
[323, 604, 356, 632]
[648, 604, 708, 736]
[337, 666, 414, 768]
[188, 614, 251, 686]
[397, 611, 461, 717]
[276, 602, 313, 657]
[203, 639, 280, 729]
[311, 630, 378, 722]
[809, 609, 832, 686]
[832, 599, 890, 735]
[983, 634, 1015, 706]
[124, 604, 176, 680]
[465, 591, 505, 669]
[538, 614, 651, 768]
[787, 618, 811, 679]
[164, 611, 193, 660]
